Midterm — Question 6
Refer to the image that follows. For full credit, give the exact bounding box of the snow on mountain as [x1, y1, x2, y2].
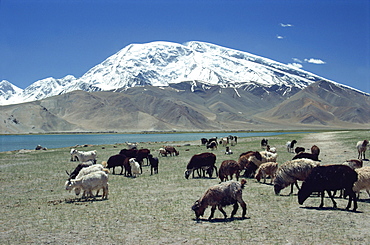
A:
[0, 80, 23, 105]
[0, 41, 349, 105]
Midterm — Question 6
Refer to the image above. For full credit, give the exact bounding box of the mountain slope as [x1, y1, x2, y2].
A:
[254, 80, 370, 127]
[0, 41, 337, 106]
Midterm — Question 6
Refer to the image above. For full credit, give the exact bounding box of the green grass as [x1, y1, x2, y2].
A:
[1, 130, 370, 244]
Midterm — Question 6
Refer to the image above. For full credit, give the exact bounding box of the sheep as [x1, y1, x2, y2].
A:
[119, 148, 138, 158]
[255, 162, 279, 184]
[225, 146, 233, 155]
[261, 138, 268, 148]
[129, 158, 141, 178]
[294, 147, 305, 154]
[229, 136, 237, 146]
[158, 148, 167, 157]
[220, 137, 229, 147]
[356, 140, 369, 159]
[266, 145, 276, 153]
[286, 140, 297, 153]
[242, 150, 277, 177]
[148, 154, 159, 175]
[191, 179, 247, 220]
[200, 138, 208, 145]
[292, 152, 319, 161]
[70, 148, 78, 161]
[185, 152, 217, 179]
[298, 165, 358, 211]
[65, 171, 109, 200]
[70, 149, 97, 162]
[165, 146, 179, 156]
[238, 151, 263, 177]
[219, 151, 262, 182]
[352, 166, 370, 198]
[273, 159, 319, 195]
[311, 145, 320, 156]
[343, 159, 363, 170]
[206, 141, 217, 150]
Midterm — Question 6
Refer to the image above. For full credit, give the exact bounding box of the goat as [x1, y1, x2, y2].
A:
[136, 148, 150, 167]
[200, 138, 208, 145]
[298, 165, 358, 211]
[225, 146, 233, 155]
[206, 141, 217, 150]
[286, 140, 297, 153]
[238, 151, 263, 177]
[158, 148, 167, 157]
[70, 149, 97, 162]
[261, 138, 268, 148]
[185, 152, 217, 179]
[356, 140, 369, 159]
[148, 154, 159, 175]
[294, 147, 305, 154]
[192, 179, 247, 220]
[165, 146, 179, 156]
[292, 152, 319, 161]
[103, 154, 130, 175]
[74, 164, 109, 197]
[255, 162, 278, 184]
[65, 171, 109, 200]
[274, 159, 319, 195]
[266, 145, 276, 153]
[129, 158, 141, 178]
[66, 160, 96, 180]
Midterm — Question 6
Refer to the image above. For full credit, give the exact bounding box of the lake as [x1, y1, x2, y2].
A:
[0, 132, 306, 152]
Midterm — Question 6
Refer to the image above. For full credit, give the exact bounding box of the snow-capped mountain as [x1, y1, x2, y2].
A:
[0, 41, 354, 105]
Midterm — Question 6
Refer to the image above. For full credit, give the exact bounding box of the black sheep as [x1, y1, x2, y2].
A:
[148, 154, 159, 175]
[298, 165, 358, 211]
[185, 152, 217, 179]
[292, 152, 320, 161]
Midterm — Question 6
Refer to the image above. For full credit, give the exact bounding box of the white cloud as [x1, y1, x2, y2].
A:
[287, 63, 303, 69]
[276, 35, 284, 39]
[304, 58, 326, 65]
[292, 58, 303, 63]
[280, 23, 293, 27]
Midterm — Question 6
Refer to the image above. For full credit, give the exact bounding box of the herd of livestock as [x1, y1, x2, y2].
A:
[64, 136, 370, 220]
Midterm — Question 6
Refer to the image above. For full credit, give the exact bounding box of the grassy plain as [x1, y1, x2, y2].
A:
[1, 130, 370, 244]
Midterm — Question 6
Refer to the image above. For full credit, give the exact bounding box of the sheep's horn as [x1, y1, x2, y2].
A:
[65, 170, 70, 176]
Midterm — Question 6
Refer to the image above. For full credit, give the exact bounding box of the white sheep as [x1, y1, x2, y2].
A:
[356, 140, 369, 160]
[255, 162, 279, 184]
[353, 166, 370, 198]
[65, 171, 109, 200]
[273, 158, 319, 195]
[129, 158, 141, 178]
[254, 151, 278, 166]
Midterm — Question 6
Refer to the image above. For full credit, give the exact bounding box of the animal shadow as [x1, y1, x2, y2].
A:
[300, 206, 362, 213]
[193, 217, 250, 223]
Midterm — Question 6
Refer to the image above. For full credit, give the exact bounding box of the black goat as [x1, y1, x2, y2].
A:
[185, 152, 217, 179]
[148, 154, 159, 175]
[298, 165, 358, 211]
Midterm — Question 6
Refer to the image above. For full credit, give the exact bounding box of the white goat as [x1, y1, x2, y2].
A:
[356, 140, 369, 160]
[71, 149, 97, 162]
[65, 171, 108, 200]
[129, 158, 141, 178]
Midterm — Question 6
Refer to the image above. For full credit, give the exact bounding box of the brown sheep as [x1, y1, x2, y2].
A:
[255, 162, 278, 184]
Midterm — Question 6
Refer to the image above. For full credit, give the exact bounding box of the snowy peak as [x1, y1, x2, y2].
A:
[0, 41, 364, 106]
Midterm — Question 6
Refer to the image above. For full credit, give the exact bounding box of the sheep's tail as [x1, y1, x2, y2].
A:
[240, 179, 247, 189]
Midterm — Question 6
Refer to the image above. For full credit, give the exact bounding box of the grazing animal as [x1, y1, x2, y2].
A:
[129, 158, 141, 177]
[261, 138, 268, 148]
[185, 152, 217, 179]
[294, 147, 305, 154]
[298, 165, 358, 211]
[66, 160, 96, 180]
[158, 148, 168, 157]
[220, 137, 229, 147]
[255, 162, 278, 184]
[225, 146, 233, 155]
[148, 154, 159, 175]
[229, 135, 237, 146]
[343, 159, 363, 170]
[356, 140, 369, 159]
[192, 179, 247, 220]
[311, 145, 320, 156]
[266, 145, 277, 153]
[353, 166, 370, 198]
[201, 138, 208, 145]
[74, 164, 109, 197]
[65, 171, 109, 200]
[292, 152, 319, 161]
[165, 146, 179, 156]
[119, 148, 138, 158]
[104, 154, 129, 175]
[136, 148, 151, 167]
[70, 149, 97, 162]
[206, 141, 217, 150]
[238, 151, 263, 177]
[218, 160, 240, 182]
[274, 159, 319, 195]
[286, 140, 297, 153]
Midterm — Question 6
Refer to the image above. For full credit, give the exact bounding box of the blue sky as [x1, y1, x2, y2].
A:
[1, 0, 369, 93]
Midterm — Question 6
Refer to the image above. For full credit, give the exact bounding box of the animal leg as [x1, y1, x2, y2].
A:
[208, 206, 216, 220]
[326, 190, 337, 209]
[344, 189, 357, 211]
[319, 191, 325, 208]
[230, 203, 239, 218]
[217, 205, 227, 219]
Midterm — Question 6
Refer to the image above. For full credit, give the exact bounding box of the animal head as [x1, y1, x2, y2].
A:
[64, 180, 73, 192]
[192, 200, 206, 219]
[273, 184, 283, 195]
[297, 182, 311, 205]
[184, 169, 192, 179]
